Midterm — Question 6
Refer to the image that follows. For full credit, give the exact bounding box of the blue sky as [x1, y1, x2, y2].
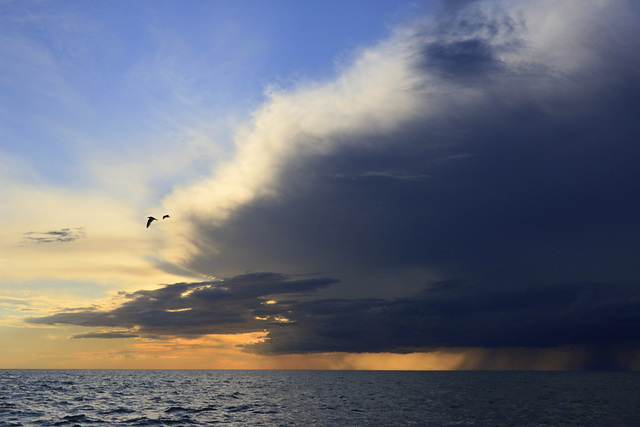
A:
[1, 0, 414, 185]
[2, 0, 640, 370]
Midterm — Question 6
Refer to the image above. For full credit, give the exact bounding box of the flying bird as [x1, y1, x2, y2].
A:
[163, 215, 170, 219]
[146, 217, 157, 228]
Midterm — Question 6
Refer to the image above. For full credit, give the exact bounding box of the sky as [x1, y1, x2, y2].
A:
[1, 0, 640, 370]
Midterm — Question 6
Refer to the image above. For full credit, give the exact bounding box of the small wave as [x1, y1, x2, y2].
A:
[71, 404, 96, 412]
[158, 415, 197, 425]
[226, 404, 253, 413]
[216, 391, 245, 400]
[164, 406, 195, 414]
[121, 416, 164, 426]
[99, 407, 135, 415]
[0, 402, 17, 409]
[194, 404, 218, 413]
[53, 414, 96, 425]
[252, 409, 280, 415]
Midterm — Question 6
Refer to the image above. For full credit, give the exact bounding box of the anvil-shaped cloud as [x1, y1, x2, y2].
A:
[27, 0, 640, 369]
[160, 0, 640, 289]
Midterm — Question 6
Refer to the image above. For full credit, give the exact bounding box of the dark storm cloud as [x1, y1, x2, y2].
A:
[22, 227, 86, 244]
[27, 273, 338, 336]
[26, 1, 640, 367]
[421, 9, 525, 80]
[184, 0, 640, 290]
[174, 0, 640, 358]
[26, 272, 640, 370]
[249, 280, 640, 357]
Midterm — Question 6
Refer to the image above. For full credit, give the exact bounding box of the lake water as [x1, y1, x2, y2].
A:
[0, 370, 638, 425]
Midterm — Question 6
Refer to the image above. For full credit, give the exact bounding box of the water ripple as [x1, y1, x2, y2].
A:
[0, 370, 638, 425]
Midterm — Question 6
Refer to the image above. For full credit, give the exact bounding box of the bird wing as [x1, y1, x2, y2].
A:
[146, 217, 156, 228]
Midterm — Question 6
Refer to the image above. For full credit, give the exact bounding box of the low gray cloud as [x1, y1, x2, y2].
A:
[72, 332, 140, 339]
[28, 273, 338, 336]
[22, 227, 86, 244]
[254, 280, 640, 354]
[26, 272, 640, 369]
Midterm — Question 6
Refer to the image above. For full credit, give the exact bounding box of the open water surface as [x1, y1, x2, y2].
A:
[0, 370, 638, 426]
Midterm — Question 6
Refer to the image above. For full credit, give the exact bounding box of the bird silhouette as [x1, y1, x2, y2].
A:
[146, 216, 157, 228]
[163, 215, 170, 219]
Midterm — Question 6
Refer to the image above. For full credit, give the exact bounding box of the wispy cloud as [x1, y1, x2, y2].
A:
[0, 297, 31, 307]
[72, 331, 140, 339]
[22, 227, 86, 244]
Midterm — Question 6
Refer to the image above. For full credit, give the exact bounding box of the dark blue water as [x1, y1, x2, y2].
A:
[0, 370, 638, 426]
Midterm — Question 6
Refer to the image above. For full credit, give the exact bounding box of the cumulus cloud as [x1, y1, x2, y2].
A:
[160, 0, 640, 290]
[161, 17, 426, 261]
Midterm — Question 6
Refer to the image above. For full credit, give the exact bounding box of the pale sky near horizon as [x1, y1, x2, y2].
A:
[2, 0, 640, 370]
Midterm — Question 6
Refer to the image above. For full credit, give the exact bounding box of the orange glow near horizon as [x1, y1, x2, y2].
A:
[3, 325, 631, 370]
